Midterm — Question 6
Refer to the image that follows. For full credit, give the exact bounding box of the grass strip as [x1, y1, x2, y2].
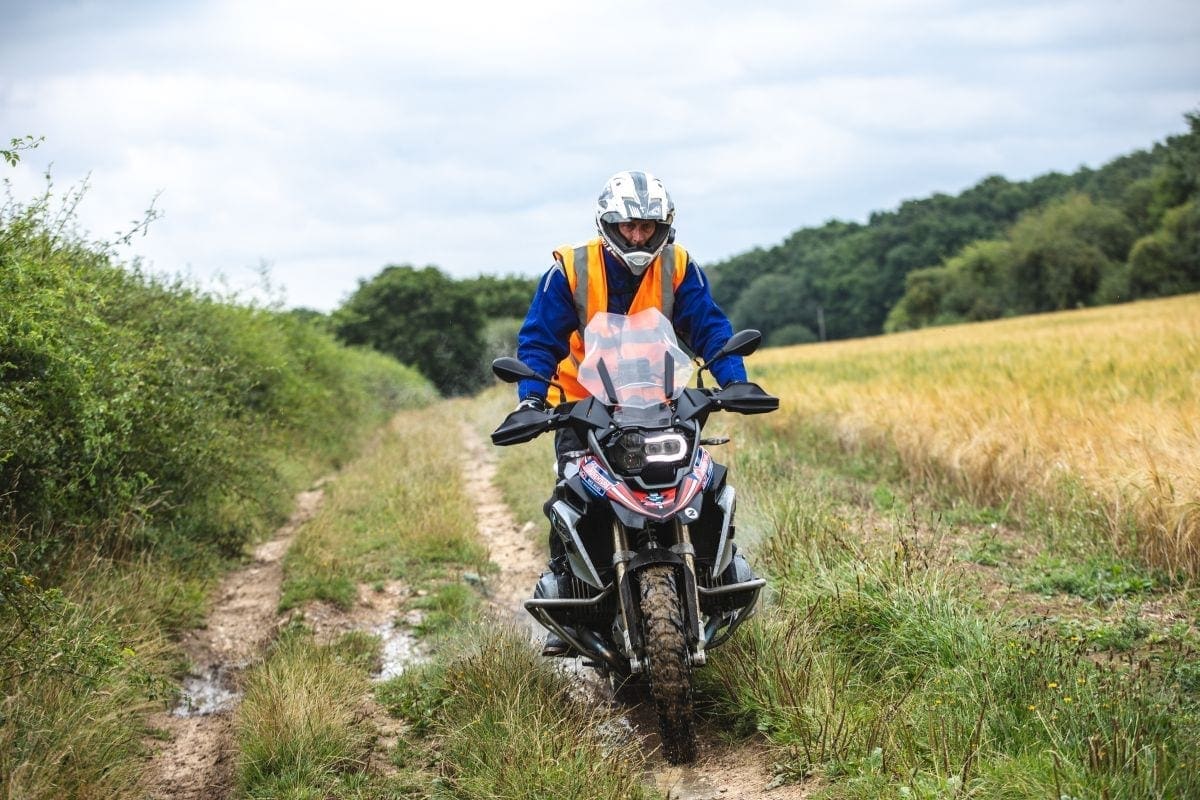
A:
[234, 623, 417, 799]
[280, 406, 489, 611]
[377, 625, 660, 799]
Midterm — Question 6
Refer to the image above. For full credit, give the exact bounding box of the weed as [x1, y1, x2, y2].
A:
[412, 581, 479, 637]
[1023, 556, 1160, 602]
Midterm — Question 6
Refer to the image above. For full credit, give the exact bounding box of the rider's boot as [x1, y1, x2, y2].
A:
[534, 555, 573, 657]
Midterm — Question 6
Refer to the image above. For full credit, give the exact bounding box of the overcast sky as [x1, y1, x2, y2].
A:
[2, 0, 1197, 310]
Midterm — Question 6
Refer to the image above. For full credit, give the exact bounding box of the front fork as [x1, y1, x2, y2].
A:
[673, 519, 707, 666]
[612, 518, 707, 675]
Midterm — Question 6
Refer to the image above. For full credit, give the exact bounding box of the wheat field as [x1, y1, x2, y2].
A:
[752, 293, 1200, 576]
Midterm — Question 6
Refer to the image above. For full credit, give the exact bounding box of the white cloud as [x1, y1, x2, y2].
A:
[2, 0, 1197, 310]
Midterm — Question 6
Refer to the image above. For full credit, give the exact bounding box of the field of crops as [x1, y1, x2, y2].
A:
[752, 293, 1200, 578]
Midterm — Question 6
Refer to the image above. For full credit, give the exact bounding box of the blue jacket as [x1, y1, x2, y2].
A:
[517, 246, 747, 401]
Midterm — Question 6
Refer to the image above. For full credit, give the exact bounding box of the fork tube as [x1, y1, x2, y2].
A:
[676, 520, 705, 645]
[612, 520, 636, 661]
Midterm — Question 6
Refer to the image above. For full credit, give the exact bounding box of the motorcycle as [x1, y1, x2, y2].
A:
[490, 307, 778, 763]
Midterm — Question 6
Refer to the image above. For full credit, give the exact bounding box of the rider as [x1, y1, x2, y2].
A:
[514, 170, 747, 421]
[510, 169, 752, 654]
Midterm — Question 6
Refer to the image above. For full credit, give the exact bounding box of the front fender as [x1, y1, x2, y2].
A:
[619, 547, 701, 653]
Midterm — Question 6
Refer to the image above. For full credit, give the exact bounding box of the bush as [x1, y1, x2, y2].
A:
[333, 264, 488, 396]
[0, 184, 433, 564]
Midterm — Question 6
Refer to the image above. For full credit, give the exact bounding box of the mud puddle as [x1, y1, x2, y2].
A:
[173, 663, 242, 717]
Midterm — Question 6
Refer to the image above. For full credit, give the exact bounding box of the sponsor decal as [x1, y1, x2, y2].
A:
[579, 456, 619, 497]
[578, 454, 709, 522]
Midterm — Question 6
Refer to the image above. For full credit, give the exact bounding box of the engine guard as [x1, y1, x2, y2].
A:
[698, 577, 766, 649]
[523, 587, 625, 673]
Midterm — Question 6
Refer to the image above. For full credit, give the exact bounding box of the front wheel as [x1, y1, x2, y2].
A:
[638, 564, 697, 763]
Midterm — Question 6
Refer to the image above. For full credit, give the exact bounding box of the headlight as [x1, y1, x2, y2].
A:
[606, 430, 690, 473]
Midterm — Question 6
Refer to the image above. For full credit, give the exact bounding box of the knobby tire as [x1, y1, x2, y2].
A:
[638, 564, 697, 764]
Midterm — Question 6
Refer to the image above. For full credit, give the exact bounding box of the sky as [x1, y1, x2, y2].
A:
[2, 0, 1198, 311]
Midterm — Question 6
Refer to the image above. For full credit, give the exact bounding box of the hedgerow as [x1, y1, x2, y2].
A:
[1, 183, 433, 567]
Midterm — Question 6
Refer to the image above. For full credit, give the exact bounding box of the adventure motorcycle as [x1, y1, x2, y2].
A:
[490, 308, 778, 764]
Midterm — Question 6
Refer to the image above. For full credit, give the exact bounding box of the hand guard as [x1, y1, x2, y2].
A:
[711, 381, 779, 414]
[493, 395, 553, 446]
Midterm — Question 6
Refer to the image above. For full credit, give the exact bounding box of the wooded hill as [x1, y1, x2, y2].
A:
[706, 111, 1200, 344]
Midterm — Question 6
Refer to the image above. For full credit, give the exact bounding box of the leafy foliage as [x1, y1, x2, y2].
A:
[0, 135, 42, 167]
[0, 183, 432, 565]
[460, 273, 537, 319]
[333, 264, 489, 396]
[884, 194, 1137, 330]
[709, 110, 1200, 341]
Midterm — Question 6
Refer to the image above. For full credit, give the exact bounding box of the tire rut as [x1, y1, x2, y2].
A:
[141, 480, 329, 800]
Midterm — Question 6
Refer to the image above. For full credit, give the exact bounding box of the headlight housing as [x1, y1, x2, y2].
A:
[605, 429, 690, 475]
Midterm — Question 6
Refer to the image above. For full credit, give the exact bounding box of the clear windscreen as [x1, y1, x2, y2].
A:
[576, 308, 694, 409]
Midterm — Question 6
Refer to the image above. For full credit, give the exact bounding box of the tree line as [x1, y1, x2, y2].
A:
[329, 111, 1197, 393]
[707, 110, 1199, 342]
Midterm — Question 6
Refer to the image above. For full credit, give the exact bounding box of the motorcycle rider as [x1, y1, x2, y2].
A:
[506, 169, 754, 655]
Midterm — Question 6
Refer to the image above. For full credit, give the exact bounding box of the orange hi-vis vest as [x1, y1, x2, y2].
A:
[551, 237, 688, 403]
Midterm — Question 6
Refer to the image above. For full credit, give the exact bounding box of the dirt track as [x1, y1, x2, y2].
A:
[142, 422, 810, 798]
[142, 482, 328, 799]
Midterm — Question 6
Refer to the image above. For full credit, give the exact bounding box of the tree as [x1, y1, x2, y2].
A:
[1004, 193, 1134, 312]
[333, 265, 486, 395]
[706, 111, 1196, 339]
[729, 273, 814, 341]
[460, 274, 537, 319]
[1128, 201, 1200, 298]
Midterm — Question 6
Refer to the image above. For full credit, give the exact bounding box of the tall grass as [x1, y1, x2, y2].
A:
[0, 556, 173, 800]
[377, 626, 659, 799]
[698, 437, 1200, 798]
[753, 294, 1200, 577]
[235, 625, 400, 799]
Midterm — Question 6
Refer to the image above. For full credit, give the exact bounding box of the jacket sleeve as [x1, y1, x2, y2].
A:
[671, 259, 748, 386]
[515, 265, 577, 401]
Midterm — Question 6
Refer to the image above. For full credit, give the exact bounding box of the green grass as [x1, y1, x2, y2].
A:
[280, 406, 489, 611]
[376, 625, 660, 799]
[1, 179, 434, 798]
[0, 555, 174, 800]
[412, 581, 480, 637]
[694, 422, 1200, 798]
[1051, 613, 1153, 653]
[234, 623, 411, 799]
[1022, 555, 1161, 602]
